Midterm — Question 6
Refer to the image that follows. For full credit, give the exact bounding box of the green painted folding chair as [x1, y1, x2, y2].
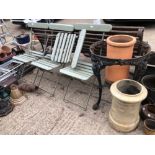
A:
[31, 23, 76, 96]
[13, 22, 49, 63]
[12, 23, 50, 79]
[60, 24, 112, 110]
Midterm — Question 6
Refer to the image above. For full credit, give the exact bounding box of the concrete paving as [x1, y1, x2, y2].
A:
[0, 20, 155, 135]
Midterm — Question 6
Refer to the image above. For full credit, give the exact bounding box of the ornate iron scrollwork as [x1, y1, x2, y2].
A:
[90, 40, 153, 110]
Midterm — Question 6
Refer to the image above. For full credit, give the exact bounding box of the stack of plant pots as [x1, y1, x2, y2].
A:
[141, 75, 155, 103]
[145, 53, 155, 75]
[140, 74, 155, 135]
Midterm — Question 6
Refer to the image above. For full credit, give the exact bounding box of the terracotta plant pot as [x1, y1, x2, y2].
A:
[105, 35, 136, 84]
[1, 45, 11, 54]
[109, 79, 147, 132]
[0, 46, 13, 63]
[143, 119, 155, 135]
[140, 104, 155, 120]
[141, 75, 155, 103]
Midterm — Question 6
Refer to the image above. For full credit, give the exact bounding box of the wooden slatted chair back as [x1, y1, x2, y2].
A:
[51, 32, 76, 63]
[48, 23, 74, 50]
[28, 23, 74, 52]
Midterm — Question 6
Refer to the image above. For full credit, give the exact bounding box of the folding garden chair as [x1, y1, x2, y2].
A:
[13, 22, 49, 63]
[12, 23, 50, 79]
[60, 24, 112, 110]
[31, 23, 76, 96]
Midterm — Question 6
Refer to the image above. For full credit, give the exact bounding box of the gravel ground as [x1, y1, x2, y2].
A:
[0, 20, 155, 135]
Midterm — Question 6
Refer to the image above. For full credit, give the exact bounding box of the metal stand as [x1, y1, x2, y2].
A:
[90, 40, 153, 110]
[63, 77, 95, 111]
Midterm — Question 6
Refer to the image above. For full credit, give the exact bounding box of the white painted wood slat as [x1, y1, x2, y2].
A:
[71, 29, 86, 68]
[13, 54, 36, 59]
[64, 34, 74, 63]
[60, 34, 71, 62]
[76, 67, 93, 74]
[60, 67, 93, 81]
[77, 64, 92, 70]
[31, 62, 58, 71]
[34, 59, 59, 67]
[31, 59, 60, 71]
[64, 66, 93, 76]
[18, 54, 37, 58]
[13, 56, 36, 63]
[14, 53, 35, 57]
[78, 60, 92, 67]
[76, 65, 93, 74]
[57, 33, 68, 62]
[60, 34, 71, 63]
[54, 33, 64, 62]
[66, 34, 76, 63]
[51, 33, 61, 61]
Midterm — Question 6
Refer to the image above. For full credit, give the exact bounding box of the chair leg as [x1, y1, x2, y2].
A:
[33, 68, 40, 85]
[33, 69, 45, 88]
[50, 73, 61, 97]
[63, 78, 73, 102]
[33, 69, 59, 96]
[37, 70, 45, 87]
[49, 64, 67, 97]
[17, 63, 25, 80]
[63, 77, 95, 111]
[17, 63, 27, 82]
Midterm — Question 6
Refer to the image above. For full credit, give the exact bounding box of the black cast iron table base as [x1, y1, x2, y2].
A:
[90, 40, 154, 110]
